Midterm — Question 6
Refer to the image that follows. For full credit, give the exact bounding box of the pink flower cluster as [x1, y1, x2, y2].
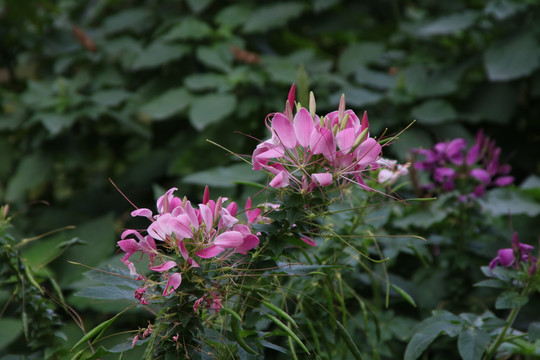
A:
[414, 130, 514, 198]
[252, 85, 382, 193]
[117, 187, 260, 302]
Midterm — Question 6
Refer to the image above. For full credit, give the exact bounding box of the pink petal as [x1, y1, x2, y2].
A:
[336, 128, 356, 153]
[169, 214, 193, 239]
[163, 273, 182, 296]
[494, 176, 514, 186]
[236, 234, 259, 254]
[131, 208, 153, 218]
[300, 235, 317, 246]
[213, 231, 243, 248]
[118, 239, 139, 255]
[470, 169, 491, 184]
[293, 108, 315, 147]
[310, 127, 335, 161]
[312, 173, 333, 186]
[199, 204, 214, 233]
[150, 260, 177, 272]
[226, 202, 238, 217]
[498, 248, 515, 267]
[196, 245, 225, 258]
[157, 188, 178, 214]
[269, 170, 290, 188]
[272, 113, 297, 149]
[121, 229, 144, 241]
[354, 138, 381, 166]
[360, 111, 369, 134]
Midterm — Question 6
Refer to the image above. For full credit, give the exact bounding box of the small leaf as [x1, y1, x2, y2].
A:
[457, 328, 490, 360]
[186, 0, 213, 13]
[479, 188, 540, 217]
[338, 43, 385, 75]
[182, 163, 264, 188]
[140, 87, 191, 121]
[330, 87, 383, 107]
[196, 44, 233, 73]
[102, 9, 152, 35]
[495, 291, 529, 309]
[91, 89, 131, 107]
[215, 4, 252, 29]
[473, 279, 507, 289]
[163, 18, 213, 41]
[5, 152, 51, 203]
[188, 93, 236, 131]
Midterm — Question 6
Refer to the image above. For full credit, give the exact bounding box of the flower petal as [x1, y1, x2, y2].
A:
[272, 113, 297, 149]
[293, 107, 315, 147]
[214, 231, 243, 248]
[150, 260, 177, 272]
[312, 173, 333, 186]
[196, 245, 225, 258]
[163, 273, 182, 296]
[269, 170, 290, 188]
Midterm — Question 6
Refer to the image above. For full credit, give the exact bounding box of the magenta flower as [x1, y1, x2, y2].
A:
[489, 232, 537, 274]
[413, 129, 514, 198]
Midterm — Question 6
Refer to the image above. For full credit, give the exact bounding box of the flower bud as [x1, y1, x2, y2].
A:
[339, 113, 350, 131]
[309, 91, 316, 119]
[352, 127, 369, 150]
[338, 94, 345, 123]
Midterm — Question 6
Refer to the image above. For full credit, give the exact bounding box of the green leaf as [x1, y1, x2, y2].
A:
[184, 73, 230, 92]
[188, 93, 237, 130]
[338, 43, 385, 75]
[102, 9, 152, 35]
[354, 67, 396, 90]
[405, 322, 453, 360]
[265, 313, 309, 353]
[414, 11, 478, 37]
[479, 188, 540, 217]
[528, 322, 540, 342]
[473, 279, 508, 289]
[457, 328, 490, 360]
[273, 262, 334, 275]
[140, 87, 191, 121]
[131, 42, 189, 70]
[335, 321, 365, 360]
[163, 18, 213, 41]
[0, 318, 23, 349]
[243, 3, 305, 33]
[34, 112, 77, 135]
[91, 89, 131, 107]
[75, 285, 135, 301]
[484, 31, 540, 81]
[485, 0, 528, 20]
[5, 152, 51, 203]
[83, 266, 139, 288]
[330, 87, 383, 107]
[182, 163, 264, 188]
[215, 4, 253, 29]
[186, 0, 213, 13]
[496, 291, 529, 309]
[196, 43, 233, 73]
[70, 314, 120, 351]
[411, 100, 457, 125]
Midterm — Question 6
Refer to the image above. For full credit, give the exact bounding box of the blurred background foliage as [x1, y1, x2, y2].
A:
[1, 0, 540, 358]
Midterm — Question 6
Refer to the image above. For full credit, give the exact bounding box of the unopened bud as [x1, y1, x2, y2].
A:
[285, 100, 293, 121]
[352, 127, 369, 149]
[309, 91, 316, 118]
[339, 113, 350, 131]
[319, 115, 325, 128]
[332, 123, 339, 136]
[338, 94, 345, 123]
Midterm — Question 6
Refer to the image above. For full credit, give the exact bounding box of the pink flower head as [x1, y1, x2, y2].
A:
[252, 88, 382, 193]
[489, 232, 536, 273]
[162, 272, 182, 296]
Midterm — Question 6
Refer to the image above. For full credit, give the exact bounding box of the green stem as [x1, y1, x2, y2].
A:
[483, 283, 530, 360]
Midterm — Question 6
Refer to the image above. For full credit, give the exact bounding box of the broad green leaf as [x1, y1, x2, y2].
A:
[75, 285, 135, 301]
[5, 152, 51, 203]
[485, 0, 527, 20]
[196, 43, 233, 73]
[330, 87, 383, 107]
[186, 0, 213, 13]
[22, 236, 82, 270]
[393, 209, 447, 229]
[414, 11, 478, 37]
[473, 279, 507, 289]
[34, 112, 77, 135]
[91, 89, 131, 107]
[0, 318, 23, 349]
[338, 43, 385, 75]
[243, 3, 305, 33]
[313, 0, 341, 12]
[83, 265, 139, 288]
[102, 9, 152, 35]
[182, 163, 264, 187]
[140, 87, 191, 121]
[215, 4, 253, 29]
[405, 321, 458, 360]
[401, 64, 465, 98]
[184, 73, 230, 91]
[528, 322, 540, 342]
[188, 93, 237, 130]
[163, 18, 213, 41]
[131, 42, 189, 70]
[495, 291, 529, 309]
[484, 32, 540, 81]
[355, 67, 396, 90]
[479, 188, 540, 217]
[261, 57, 298, 84]
[457, 328, 490, 360]
[411, 100, 457, 125]
[462, 83, 516, 124]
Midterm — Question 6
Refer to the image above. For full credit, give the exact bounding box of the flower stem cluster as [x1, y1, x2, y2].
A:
[413, 130, 514, 198]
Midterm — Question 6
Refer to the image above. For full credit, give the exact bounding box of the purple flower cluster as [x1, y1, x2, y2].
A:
[414, 130, 513, 198]
[489, 232, 537, 276]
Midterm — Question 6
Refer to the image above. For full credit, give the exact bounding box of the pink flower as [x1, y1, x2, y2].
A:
[163, 272, 182, 296]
